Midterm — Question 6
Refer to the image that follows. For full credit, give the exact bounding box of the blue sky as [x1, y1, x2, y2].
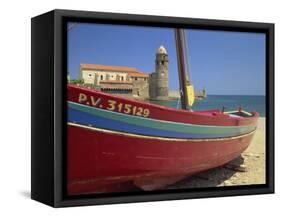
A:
[67, 22, 265, 95]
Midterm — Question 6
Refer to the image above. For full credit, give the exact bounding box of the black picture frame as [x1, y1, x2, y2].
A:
[31, 9, 274, 207]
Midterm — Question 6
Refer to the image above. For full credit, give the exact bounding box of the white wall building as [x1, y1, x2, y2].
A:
[79, 63, 149, 98]
[79, 64, 148, 85]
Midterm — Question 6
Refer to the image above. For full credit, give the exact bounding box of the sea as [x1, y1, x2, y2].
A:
[150, 95, 266, 117]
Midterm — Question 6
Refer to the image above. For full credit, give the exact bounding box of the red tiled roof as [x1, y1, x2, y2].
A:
[100, 80, 132, 84]
[127, 71, 149, 78]
[80, 63, 149, 78]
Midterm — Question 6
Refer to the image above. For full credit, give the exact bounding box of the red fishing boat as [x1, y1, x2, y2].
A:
[67, 29, 259, 195]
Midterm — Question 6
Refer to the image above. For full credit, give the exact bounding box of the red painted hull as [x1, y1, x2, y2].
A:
[67, 124, 255, 195]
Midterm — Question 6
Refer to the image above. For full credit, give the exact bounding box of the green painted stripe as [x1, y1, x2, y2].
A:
[68, 102, 256, 135]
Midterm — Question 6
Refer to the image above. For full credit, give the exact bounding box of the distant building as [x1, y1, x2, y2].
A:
[77, 45, 170, 100]
[149, 46, 169, 101]
[195, 88, 207, 99]
[79, 64, 149, 99]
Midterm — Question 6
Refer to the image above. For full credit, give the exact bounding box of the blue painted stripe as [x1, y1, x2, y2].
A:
[68, 107, 246, 139]
[68, 102, 255, 134]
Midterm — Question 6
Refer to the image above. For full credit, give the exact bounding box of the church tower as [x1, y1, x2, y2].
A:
[149, 45, 169, 100]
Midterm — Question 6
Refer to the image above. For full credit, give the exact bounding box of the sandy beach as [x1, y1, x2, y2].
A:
[167, 117, 266, 189]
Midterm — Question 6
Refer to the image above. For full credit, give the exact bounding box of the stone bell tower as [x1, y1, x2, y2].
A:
[149, 45, 169, 100]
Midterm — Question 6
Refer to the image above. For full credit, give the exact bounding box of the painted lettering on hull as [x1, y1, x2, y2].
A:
[77, 93, 150, 118]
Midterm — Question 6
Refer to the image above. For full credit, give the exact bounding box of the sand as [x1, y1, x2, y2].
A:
[167, 118, 266, 189]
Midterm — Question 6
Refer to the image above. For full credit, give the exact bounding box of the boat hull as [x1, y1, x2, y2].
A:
[67, 123, 255, 195]
[67, 84, 259, 195]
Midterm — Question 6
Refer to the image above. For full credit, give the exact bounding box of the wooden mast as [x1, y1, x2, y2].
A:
[175, 28, 189, 110]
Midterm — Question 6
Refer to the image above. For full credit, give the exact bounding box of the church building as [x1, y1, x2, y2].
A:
[78, 45, 169, 100]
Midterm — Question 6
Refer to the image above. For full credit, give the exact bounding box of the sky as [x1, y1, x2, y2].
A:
[67, 22, 266, 95]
